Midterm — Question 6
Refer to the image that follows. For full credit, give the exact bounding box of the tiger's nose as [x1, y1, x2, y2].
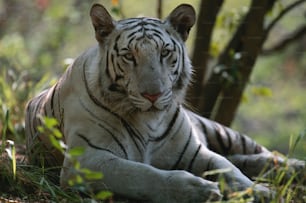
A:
[142, 92, 162, 103]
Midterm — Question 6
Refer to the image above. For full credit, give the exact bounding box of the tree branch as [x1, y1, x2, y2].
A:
[262, 24, 306, 55]
[157, 0, 162, 19]
[263, 0, 306, 42]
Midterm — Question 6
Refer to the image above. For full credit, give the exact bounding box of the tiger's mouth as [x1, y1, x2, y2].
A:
[128, 90, 173, 112]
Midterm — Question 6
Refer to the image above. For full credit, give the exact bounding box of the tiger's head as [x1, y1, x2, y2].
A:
[90, 4, 195, 114]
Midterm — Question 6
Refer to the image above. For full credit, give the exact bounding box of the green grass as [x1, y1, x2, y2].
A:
[1, 148, 305, 202]
[1, 117, 305, 202]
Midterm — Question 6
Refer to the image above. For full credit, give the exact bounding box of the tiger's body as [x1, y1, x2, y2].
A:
[25, 4, 304, 202]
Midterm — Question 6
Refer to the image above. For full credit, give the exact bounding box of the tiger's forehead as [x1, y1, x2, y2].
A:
[115, 17, 174, 45]
[116, 17, 169, 35]
[118, 17, 163, 28]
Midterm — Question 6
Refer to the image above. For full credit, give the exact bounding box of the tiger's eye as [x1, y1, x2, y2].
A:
[123, 53, 134, 61]
[161, 49, 171, 57]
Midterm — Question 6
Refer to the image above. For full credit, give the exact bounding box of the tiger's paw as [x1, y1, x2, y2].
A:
[286, 158, 305, 182]
[263, 157, 305, 184]
[252, 184, 275, 203]
[156, 170, 222, 203]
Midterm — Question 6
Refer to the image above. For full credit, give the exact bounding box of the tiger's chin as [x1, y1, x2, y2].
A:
[137, 103, 170, 113]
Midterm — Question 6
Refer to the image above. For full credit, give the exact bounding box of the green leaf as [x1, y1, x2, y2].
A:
[37, 126, 44, 133]
[80, 168, 103, 180]
[73, 160, 81, 170]
[49, 135, 63, 152]
[68, 146, 85, 157]
[202, 168, 232, 177]
[252, 86, 272, 97]
[52, 128, 63, 139]
[43, 117, 58, 128]
[95, 191, 113, 200]
[81, 169, 103, 180]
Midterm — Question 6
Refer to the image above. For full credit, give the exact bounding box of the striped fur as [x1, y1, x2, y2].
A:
[25, 4, 304, 202]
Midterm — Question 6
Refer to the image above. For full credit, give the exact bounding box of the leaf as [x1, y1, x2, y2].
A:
[68, 146, 85, 157]
[43, 117, 58, 128]
[49, 135, 63, 152]
[81, 169, 103, 180]
[202, 168, 232, 177]
[52, 128, 63, 139]
[95, 191, 113, 200]
[252, 86, 272, 97]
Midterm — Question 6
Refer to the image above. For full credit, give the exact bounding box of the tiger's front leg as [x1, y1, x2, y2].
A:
[185, 147, 273, 202]
[60, 147, 222, 203]
[228, 153, 306, 182]
[189, 145, 271, 199]
[150, 131, 271, 201]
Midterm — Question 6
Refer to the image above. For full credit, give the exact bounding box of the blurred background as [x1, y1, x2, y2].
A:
[0, 0, 305, 159]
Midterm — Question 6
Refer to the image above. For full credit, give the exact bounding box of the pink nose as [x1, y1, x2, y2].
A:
[142, 93, 162, 103]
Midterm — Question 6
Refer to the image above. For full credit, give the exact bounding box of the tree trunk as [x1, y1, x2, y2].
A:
[190, 0, 277, 126]
[187, 0, 224, 108]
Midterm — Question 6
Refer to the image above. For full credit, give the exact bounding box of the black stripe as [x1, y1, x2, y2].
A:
[79, 98, 127, 152]
[191, 117, 208, 149]
[187, 144, 201, 172]
[254, 144, 263, 154]
[77, 133, 116, 155]
[127, 36, 136, 46]
[129, 124, 146, 146]
[123, 122, 144, 154]
[98, 123, 128, 159]
[82, 62, 112, 113]
[105, 51, 111, 78]
[33, 94, 45, 130]
[79, 98, 104, 122]
[147, 28, 163, 35]
[150, 117, 184, 154]
[224, 128, 232, 154]
[127, 28, 142, 39]
[83, 63, 146, 152]
[116, 63, 124, 75]
[214, 123, 227, 155]
[171, 130, 192, 170]
[149, 107, 180, 142]
[111, 54, 115, 74]
[27, 100, 35, 139]
[114, 34, 121, 54]
[50, 83, 58, 117]
[240, 133, 247, 154]
[242, 158, 248, 169]
[56, 86, 61, 119]
[150, 35, 159, 49]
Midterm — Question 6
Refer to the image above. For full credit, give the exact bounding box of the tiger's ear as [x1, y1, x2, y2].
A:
[90, 4, 115, 43]
[165, 4, 196, 41]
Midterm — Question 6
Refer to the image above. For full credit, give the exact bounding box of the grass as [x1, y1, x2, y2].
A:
[0, 117, 305, 202]
[0, 149, 305, 202]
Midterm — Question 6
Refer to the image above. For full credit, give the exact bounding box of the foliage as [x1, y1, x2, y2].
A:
[1, 116, 112, 202]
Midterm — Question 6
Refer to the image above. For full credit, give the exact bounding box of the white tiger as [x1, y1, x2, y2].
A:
[25, 3, 305, 202]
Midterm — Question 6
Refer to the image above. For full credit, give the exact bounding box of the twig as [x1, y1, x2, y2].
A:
[263, 0, 306, 41]
[262, 24, 306, 55]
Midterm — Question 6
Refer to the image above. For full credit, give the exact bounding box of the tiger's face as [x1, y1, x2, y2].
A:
[90, 4, 195, 113]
